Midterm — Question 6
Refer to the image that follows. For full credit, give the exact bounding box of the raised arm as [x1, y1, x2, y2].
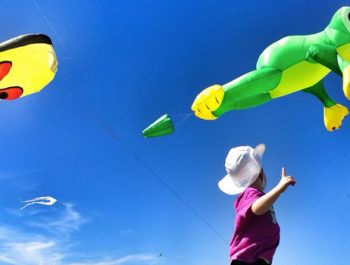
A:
[251, 167, 296, 216]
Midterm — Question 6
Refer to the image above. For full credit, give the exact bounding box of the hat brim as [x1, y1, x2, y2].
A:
[218, 174, 247, 195]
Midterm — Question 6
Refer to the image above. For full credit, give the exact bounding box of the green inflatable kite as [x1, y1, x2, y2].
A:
[192, 6, 350, 131]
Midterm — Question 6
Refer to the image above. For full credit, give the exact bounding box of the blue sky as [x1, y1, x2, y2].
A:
[0, 1, 349, 264]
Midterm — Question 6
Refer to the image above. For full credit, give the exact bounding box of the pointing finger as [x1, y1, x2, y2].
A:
[282, 167, 286, 177]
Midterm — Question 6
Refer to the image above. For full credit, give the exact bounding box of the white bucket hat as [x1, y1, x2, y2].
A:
[218, 144, 265, 195]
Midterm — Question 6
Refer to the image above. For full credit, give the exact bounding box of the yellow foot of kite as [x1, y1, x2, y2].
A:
[324, 104, 349, 131]
[191, 85, 224, 120]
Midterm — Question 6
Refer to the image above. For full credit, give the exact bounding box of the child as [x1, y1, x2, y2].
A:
[218, 144, 296, 265]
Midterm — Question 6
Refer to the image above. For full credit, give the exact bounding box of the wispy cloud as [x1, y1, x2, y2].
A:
[0, 236, 158, 265]
[0, 203, 160, 265]
[0, 234, 159, 265]
[69, 254, 159, 265]
[27, 203, 87, 238]
[0, 240, 64, 265]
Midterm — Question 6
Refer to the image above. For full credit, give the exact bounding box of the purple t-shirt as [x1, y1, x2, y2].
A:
[230, 187, 280, 264]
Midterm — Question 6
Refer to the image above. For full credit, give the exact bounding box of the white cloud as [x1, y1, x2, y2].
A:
[27, 203, 87, 238]
[0, 235, 159, 265]
[0, 240, 64, 265]
[68, 254, 159, 265]
[43, 203, 85, 233]
[0, 204, 160, 265]
[0, 234, 159, 265]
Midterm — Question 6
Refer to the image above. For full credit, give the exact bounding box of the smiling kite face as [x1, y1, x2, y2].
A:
[0, 34, 57, 100]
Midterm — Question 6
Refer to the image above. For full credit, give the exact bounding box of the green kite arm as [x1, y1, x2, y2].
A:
[305, 44, 342, 76]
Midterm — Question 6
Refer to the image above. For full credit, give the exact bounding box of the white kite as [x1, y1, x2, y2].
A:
[19, 196, 57, 210]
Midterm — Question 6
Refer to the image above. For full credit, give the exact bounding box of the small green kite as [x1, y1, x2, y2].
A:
[142, 114, 174, 138]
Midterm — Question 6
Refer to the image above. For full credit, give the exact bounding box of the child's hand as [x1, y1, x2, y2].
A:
[277, 167, 296, 193]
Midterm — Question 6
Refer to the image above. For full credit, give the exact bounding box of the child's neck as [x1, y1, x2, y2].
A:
[250, 181, 264, 192]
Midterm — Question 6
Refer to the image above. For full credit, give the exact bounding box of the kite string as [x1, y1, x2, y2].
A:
[58, 87, 228, 245]
[173, 113, 193, 130]
[132, 154, 228, 243]
[32, 0, 73, 62]
[32, 2, 227, 245]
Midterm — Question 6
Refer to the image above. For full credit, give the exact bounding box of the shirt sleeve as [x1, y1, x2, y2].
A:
[235, 188, 264, 219]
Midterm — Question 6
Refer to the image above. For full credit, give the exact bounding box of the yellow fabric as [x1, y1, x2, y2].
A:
[269, 61, 330, 98]
[191, 84, 224, 120]
[324, 104, 349, 131]
[0, 43, 57, 97]
[337, 43, 350, 62]
[342, 65, 350, 100]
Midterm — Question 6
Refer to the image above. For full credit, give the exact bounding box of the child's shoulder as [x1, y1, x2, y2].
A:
[234, 187, 264, 208]
[240, 187, 264, 198]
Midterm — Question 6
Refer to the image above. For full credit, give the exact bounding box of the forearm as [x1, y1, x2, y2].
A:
[251, 186, 282, 215]
[251, 168, 296, 215]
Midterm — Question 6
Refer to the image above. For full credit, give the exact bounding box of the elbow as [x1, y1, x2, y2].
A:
[251, 209, 266, 216]
[251, 204, 269, 216]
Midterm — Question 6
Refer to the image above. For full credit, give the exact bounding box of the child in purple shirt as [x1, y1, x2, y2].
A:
[218, 144, 296, 265]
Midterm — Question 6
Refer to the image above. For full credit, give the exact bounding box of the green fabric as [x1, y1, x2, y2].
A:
[303, 81, 336, 108]
[210, 7, 350, 118]
[213, 67, 279, 115]
[142, 114, 174, 138]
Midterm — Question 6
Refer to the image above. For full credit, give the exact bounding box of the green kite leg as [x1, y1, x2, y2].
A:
[213, 67, 282, 116]
[191, 67, 281, 120]
[303, 81, 349, 130]
[303, 81, 336, 107]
